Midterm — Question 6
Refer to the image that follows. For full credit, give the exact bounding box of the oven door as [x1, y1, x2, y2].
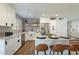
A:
[5, 32, 13, 36]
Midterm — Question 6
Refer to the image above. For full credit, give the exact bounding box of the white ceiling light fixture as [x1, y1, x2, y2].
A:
[56, 14, 58, 17]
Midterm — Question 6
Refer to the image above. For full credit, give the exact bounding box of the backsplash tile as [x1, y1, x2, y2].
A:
[0, 26, 12, 32]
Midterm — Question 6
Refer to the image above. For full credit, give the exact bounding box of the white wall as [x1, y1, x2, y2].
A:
[68, 19, 79, 38]
[40, 17, 67, 37]
[56, 18, 67, 37]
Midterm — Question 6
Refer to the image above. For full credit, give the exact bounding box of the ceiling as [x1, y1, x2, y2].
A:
[11, 3, 79, 20]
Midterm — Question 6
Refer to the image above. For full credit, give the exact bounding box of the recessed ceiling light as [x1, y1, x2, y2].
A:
[56, 14, 58, 17]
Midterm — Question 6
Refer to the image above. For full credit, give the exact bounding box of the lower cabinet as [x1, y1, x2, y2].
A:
[14, 35, 21, 52]
[0, 35, 21, 55]
[25, 33, 36, 41]
[0, 40, 5, 55]
[5, 38, 15, 55]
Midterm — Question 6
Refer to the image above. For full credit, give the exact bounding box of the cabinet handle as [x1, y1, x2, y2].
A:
[5, 41, 7, 45]
[18, 40, 20, 42]
[11, 23, 13, 26]
[6, 22, 7, 26]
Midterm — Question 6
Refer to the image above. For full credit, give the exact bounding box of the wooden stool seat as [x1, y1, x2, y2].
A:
[50, 44, 65, 55]
[36, 44, 48, 55]
[67, 44, 79, 55]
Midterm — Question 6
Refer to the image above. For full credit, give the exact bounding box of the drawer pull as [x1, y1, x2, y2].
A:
[18, 40, 20, 42]
[5, 41, 7, 45]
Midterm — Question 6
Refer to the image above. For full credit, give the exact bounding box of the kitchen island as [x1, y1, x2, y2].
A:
[35, 35, 79, 45]
[35, 36, 79, 55]
[35, 37, 70, 46]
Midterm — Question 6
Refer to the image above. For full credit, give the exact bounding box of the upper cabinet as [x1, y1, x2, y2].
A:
[6, 4, 16, 27]
[0, 4, 7, 26]
[16, 17, 22, 31]
[40, 17, 50, 23]
[0, 4, 16, 27]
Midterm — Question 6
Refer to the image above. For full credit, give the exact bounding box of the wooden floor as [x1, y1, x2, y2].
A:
[15, 40, 35, 55]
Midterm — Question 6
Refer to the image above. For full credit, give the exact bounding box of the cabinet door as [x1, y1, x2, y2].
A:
[0, 4, 7, 26]
[16, 18, 22, 31]
[26, 33, 35, 40]
[5, 38, 15, 55]
[5, 36, 21, 55]
[56, 19, 67, 37]
[17, 35, 21, 49]
[0, 40, 5, 55]
[0, 4, 16, 27]
[6, 4, 16, 27]
[14, 35, 21, 52]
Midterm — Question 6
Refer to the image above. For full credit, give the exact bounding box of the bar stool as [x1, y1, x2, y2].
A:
[50, 44, 65, 55]
[36, 44, 48, 55]
[49, 45, 54, 55]
[67, 44, 79, 55]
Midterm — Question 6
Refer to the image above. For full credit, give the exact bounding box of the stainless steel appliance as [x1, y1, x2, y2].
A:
[5, 32, 13, 36]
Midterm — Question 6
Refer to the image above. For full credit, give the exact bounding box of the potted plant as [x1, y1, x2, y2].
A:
[47, 33, 53, 38]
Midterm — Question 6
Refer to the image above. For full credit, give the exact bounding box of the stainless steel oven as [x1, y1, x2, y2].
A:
[5, 32, 13, 36]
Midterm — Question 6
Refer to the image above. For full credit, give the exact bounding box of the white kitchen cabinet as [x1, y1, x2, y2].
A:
[25, 33, 30, 41]
[25, 32, 36, 41]
[6, 4, 16, 27]
[0, 4, 7, 26]
[0, 4, 16, 27]
[5, 35, 21, 55]
[0, 35, 21, 55]
[0, 40, 5, 55]
[14, 35, 21, 52]
[40, 17, 50, 23]
[56, 18, 67, 37]
[16, 17, 22, 31]
[5, 38, 15, 55]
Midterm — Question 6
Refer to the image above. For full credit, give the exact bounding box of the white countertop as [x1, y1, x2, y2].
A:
[0, 32, 26, 40]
